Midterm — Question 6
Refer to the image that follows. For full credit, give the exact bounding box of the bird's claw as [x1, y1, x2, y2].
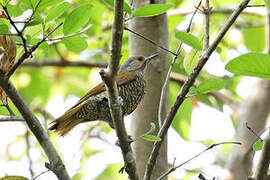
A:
[115, 135, 134, 146]
[112, 96, 123, 107]
[118, 164, 130, 174]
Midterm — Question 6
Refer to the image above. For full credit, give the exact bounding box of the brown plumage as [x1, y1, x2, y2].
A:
[49, 54, 158, 136]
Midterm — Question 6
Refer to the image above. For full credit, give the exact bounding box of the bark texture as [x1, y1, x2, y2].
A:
[129, 0, 169, 179]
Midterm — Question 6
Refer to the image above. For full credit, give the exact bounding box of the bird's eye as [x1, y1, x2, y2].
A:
[138, 57, 144, 61]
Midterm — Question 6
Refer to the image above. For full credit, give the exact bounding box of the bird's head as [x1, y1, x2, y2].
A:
[119, 53, 158, 73]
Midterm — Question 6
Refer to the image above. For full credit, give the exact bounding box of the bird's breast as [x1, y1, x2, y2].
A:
[119, 75, 146, 115]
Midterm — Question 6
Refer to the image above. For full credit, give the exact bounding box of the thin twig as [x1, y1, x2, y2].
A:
[0, 2, 27, 52]
[47, 24, 92, 42]
[245, 121, 263, 141]
[7, 23, 63, 77]
[21, 0, 42, 32]
[204, 0, 210, 50]
[99, 0, 139, 179]
[158, 0, 202, 127]
[32, 170, 50, 180]
[143, 0, 251, 179]
[157, 142, 241, 180]
[1, 100, 15, 116]
[124, 27, 177, 56]
[246, 4, 265, 7]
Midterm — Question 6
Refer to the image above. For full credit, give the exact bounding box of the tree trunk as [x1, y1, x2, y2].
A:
[129, 0, 169, 179]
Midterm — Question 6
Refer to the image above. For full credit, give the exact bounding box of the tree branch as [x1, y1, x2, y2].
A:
[143, 0, 251, 179]
[22, 59, 107, 68]
[254, 131, 270, 179]
[99, 0, 139, 179]
[0, 73, 70, 180]
[204, 0, 210, 50]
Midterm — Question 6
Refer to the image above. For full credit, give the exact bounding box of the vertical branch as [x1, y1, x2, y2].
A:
[158, 1, 202, 127]
[204, 0, 210, 50]
[143, 0, 251, 179]
[99, 0, 139, 179]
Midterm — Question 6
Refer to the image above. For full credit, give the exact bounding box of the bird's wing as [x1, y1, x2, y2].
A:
[71, 71, 137, 108]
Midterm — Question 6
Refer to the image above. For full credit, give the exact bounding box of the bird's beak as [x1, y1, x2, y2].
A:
[145, 53, 158, 63]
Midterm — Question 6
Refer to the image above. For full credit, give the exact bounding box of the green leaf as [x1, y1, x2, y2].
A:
[175, 31, 203, 51]
[183, 48, 201, 74]
[138, 122, 161, 142]
[62, 36, 88, 53]
[253, 140, 263, 151]
[0, 176, 29, 180]
[38, 0, 62, 10]
[45, 2, 70, 22]
[63, 4, 93, 35]
[6, 4, 24, 17]
[197, 78, 225, 94]
[103, 0, 132, 14]
[264, 0, 270, 12]
[0, 24, 9, 34]
[140, 135, 161, 142]
[0, 18, 10, 31]
[132, 4, 174, 17]
[225, 52, 270, 79]
[243, 27, 265, 52]
[216, 46, 222, 54]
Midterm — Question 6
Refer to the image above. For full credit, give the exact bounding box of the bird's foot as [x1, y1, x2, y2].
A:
[112, 96, 123, 108]
[115, 135, 134, 146]
[119, 164, 131, 174]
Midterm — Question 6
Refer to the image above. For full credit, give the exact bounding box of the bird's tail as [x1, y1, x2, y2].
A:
[49, 103, 87, 136]
[49, 115, 83, 136]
